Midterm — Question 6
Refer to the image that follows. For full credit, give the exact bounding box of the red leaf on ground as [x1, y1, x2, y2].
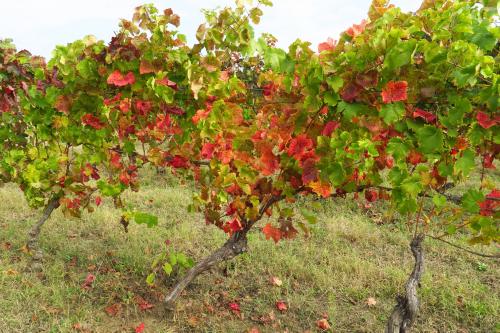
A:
[107, 70, 135, 87]
[135, 322, 145, 333]
[381, 81, 408, 103]
[104, 303, 121, 317]
[275, 300, 287, 312]
[81, 273, 95, 289]
[94, 196, 102, 207]
[317, 318, 331, 331]
[135, 296, 154, 311]
[228, 302, 240, 313]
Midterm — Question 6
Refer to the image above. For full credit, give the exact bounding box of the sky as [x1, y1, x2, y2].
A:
[0, 1, 420, 59]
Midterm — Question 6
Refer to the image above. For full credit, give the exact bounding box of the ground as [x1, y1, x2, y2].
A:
[0, 169, 498, 333]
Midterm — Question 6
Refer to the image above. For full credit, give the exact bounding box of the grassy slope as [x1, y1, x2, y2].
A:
[0, 171, 498, 333]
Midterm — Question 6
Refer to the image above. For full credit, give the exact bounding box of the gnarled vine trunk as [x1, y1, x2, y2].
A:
[26, 197, 60, 271]
[164, 230, 249, 308]
[386, 234, 425, 333]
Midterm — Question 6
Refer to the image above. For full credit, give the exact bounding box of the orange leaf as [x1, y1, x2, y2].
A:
[317, 318, 331, 331]
[262, 223, 281, 243]
[309, 181, 332, 198]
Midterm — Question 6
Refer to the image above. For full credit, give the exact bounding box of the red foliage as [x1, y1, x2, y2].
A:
[479, 189, 500, 216]
[107, 70, 135, 86]
[407, 150, 424, 165]
[228, 302, 241, 313]
[318, 37, 336, 53]
[287, 134, 314, 160]
[381, 81, 408, 103]
[345, 19, 367, 38]
[476, 111, 498, 129]
[81, 114, 105, 129]
[321, 121, 340, 136]
[262, 223, 282, 243]
[156, 76, 178, 90]
[192, 108, 211, 124]
[168, 155, 189, 169]
[365, 189, 378, 202]
[340, 82, 362, 102]
[413, 108, 436, 123]
[483, 153, 496, 169]
[201, 142, 216, 159]
[135, 100, 152, 116]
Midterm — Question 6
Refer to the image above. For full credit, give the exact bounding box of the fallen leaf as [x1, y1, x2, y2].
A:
[228, 301, 240, 314]
[275, 300, 288, 312]
[2, 242, 12, 250]
[135, 322, 145, 333]
[317, 318, 331, 331]
[135, 295, 154, 311]
[365, 297, 377, 307]
[5, 269, 19, 276]
[104, 303, 121, 317]
[269, 276, 282, 287]
[20, 244, 30, 254]
[81, 273, 95, 289]
[187, 316, 200, 327]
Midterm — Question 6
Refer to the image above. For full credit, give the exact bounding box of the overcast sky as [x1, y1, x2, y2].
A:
[0, 1, 419, 58]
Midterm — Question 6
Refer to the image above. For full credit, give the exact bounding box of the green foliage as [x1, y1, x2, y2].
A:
[0, 0, 498, 285]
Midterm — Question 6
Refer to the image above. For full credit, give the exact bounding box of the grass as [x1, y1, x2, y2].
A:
[0, 169, 498, 333]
